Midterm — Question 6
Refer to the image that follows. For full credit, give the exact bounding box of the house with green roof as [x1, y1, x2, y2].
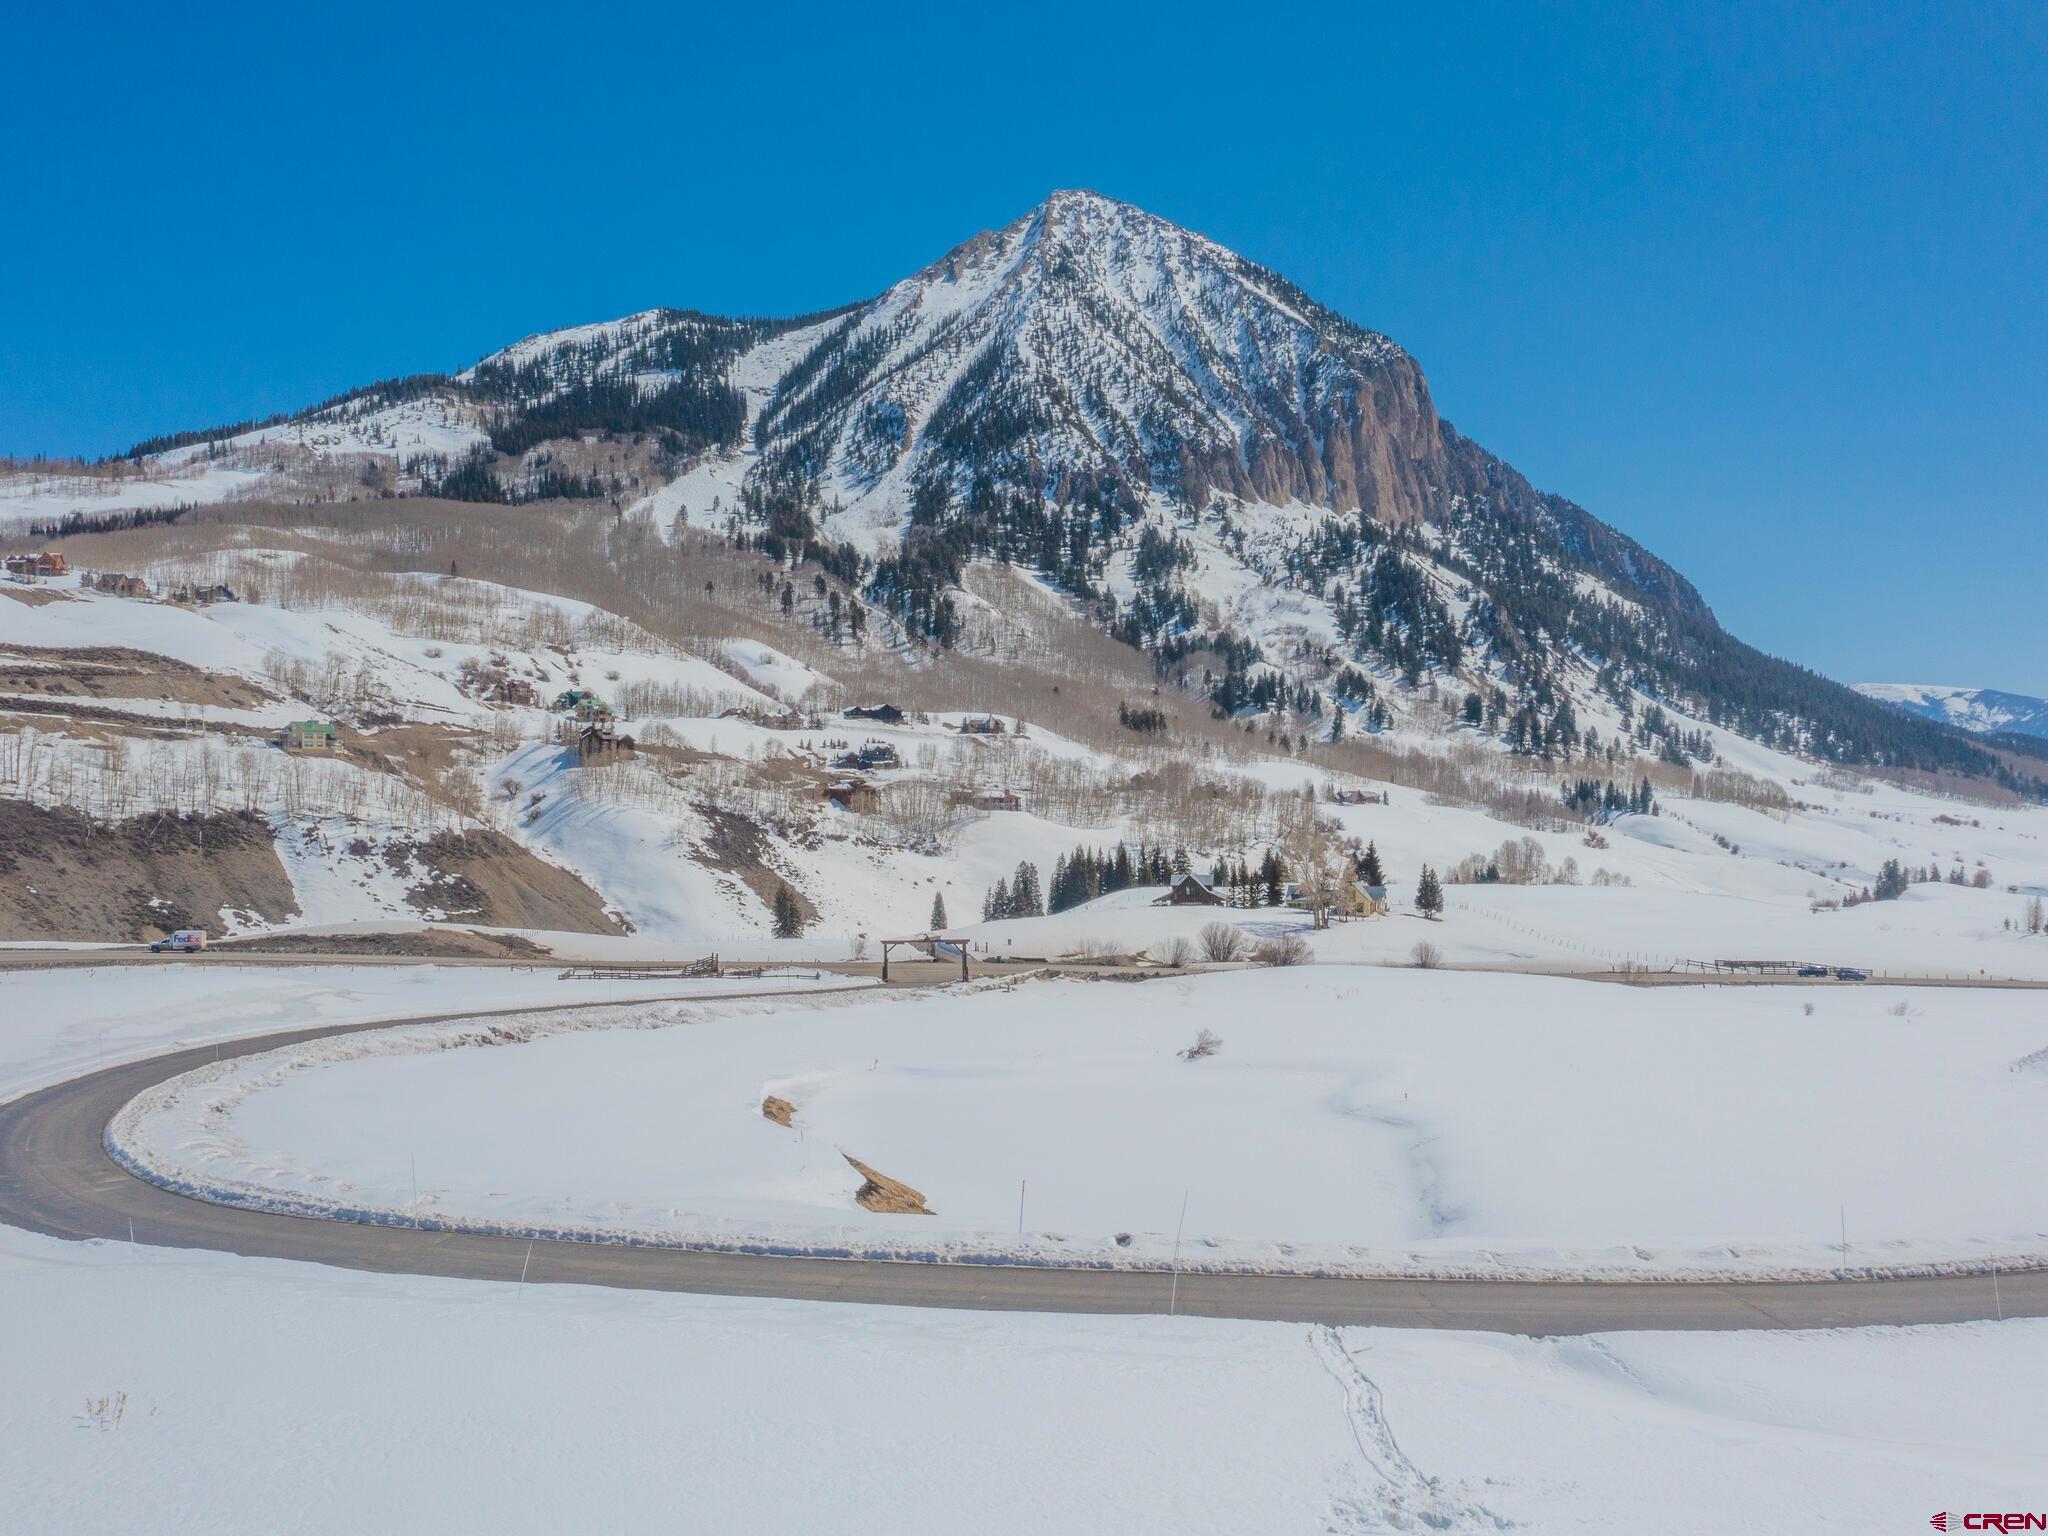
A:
[280, 720, 340, 754]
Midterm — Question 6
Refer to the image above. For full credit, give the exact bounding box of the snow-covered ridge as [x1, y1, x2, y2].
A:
[1856, 682, 2048, 740]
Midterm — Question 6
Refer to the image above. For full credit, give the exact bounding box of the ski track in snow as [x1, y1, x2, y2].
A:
[1312, 1325, 1510, 1532]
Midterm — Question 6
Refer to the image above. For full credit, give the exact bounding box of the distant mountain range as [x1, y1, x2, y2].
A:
[1854, 684, 2048, 742]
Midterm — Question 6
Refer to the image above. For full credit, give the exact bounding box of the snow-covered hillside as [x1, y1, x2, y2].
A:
[5, 549, 2047, 959]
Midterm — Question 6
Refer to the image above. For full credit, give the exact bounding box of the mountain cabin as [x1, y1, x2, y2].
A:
[1153, 873, 1225, 906]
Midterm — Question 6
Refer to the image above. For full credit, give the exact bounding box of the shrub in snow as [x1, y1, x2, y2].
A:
[1179, 1028, 1222, 1061]
[1252, 933, 1310, 967]
[1410, 941, 1443, 970]
[1198, 922, 1246, 963]
[1154, 935, 1195, 968]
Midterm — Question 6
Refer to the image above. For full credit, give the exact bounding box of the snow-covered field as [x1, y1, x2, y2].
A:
[112, 969, 2048, 1279]
[3, 1221, 2042, 1534]
[10, 935, 2048, 1532]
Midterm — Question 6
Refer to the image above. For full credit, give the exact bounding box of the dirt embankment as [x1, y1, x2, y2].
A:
[692, 803, 815, 920]
[385, 829, 625, 935]
[219, 929, 553, 960]
[0, 800, 298, 940]
[0, 644, 278, 711]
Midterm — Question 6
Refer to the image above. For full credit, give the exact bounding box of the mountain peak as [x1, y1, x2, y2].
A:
[762, 189, 1430, 534]
[48, 199, 2033, 796]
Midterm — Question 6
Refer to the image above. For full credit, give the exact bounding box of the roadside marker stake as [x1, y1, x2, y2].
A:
[1169, 1190, 1190, 1317]
[1993, 1254, 2003, 1322]
[520, 1238, 534, 1292]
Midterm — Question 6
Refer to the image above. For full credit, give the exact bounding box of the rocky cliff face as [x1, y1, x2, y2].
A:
[755, 189, 1456, 530]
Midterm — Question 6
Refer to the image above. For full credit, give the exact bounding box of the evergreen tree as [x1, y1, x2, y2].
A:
[772, 882, 804, 938]
[1011, 861, 1043, 917]
[929, 892, 948, 930]
[1260, 849, 1285, 906]
[1358, 840, 1386, 887]
[1415, 865, 1444, 918]
[1873, 858, 1908, 901]
[986, 877, 1012, 920]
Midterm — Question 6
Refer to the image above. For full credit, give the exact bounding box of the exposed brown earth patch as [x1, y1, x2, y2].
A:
[0, 587, 75, 607]
[0, 800, 297, 940]
[845, 1155, 932, 1215]
[0, 644, 277, 711]
[218, 928, 553, 959]
[761, 1095, 795, 1127]
[692, 801, 815, 920]
[382, 829, 626, 935]
[0, 696, 266, 738]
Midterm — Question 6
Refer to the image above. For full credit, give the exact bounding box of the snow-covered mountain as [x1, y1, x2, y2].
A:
[1855, 683, 2048, 741]
[5, 190, 2031, 790]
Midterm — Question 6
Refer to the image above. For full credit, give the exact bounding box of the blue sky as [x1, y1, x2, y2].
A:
[4, 2, 2042, 691]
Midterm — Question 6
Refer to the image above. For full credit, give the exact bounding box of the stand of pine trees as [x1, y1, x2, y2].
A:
[1559, 776, 1657, 818]
[981, 862, 1045, 921]
[1203, 850, 1292, 908]
[1045, 842, 1187, 912]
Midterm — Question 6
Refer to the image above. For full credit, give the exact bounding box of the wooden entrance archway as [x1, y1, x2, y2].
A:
[879, 933, 968, 983]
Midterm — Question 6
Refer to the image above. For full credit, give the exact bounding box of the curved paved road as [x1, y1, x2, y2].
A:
[2, 1006, 2039, 1334]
